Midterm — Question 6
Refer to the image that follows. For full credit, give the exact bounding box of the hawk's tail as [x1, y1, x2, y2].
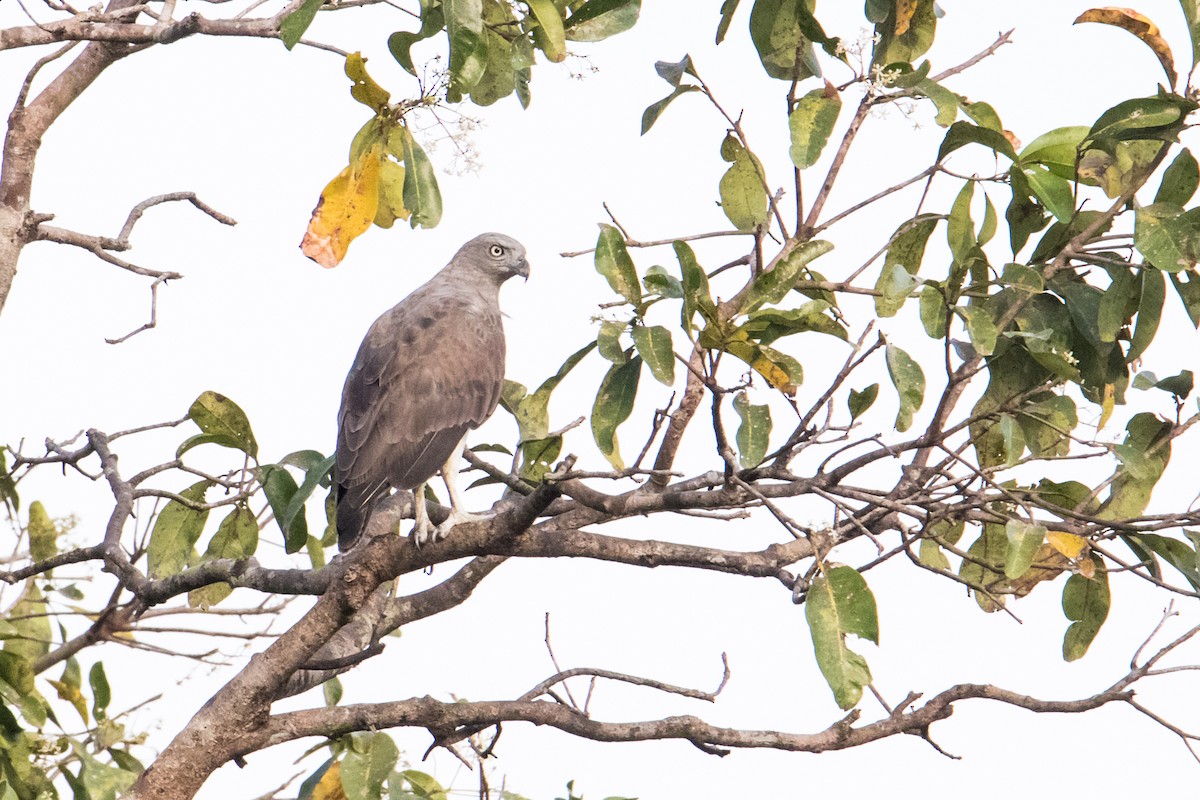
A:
[335, 479, 389, 551]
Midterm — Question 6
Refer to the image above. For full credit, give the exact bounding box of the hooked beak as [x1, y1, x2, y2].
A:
[512, 257, 530, 281]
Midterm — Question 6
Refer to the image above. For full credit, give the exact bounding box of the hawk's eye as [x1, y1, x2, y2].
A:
[489, 244, 505, 257]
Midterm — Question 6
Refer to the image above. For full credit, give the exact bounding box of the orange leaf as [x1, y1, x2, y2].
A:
[312, 761, 347, 800]
[300, 145, 383, 268]
[895, 0, 918, 36]
[1075, 7, 1177, 88]
[1047, 530, 1088, 560]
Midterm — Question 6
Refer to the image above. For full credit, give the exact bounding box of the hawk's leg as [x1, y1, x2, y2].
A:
[411, 481, 438, 546]
[434, 435, 494, 538]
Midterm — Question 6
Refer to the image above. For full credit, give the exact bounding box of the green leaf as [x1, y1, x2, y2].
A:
[399, 126, 443, 229]
[1004, 519, 1046, 579]
[469, 4, 519, 107]
[936, 121, 1018, 163]
[1135, 202, 1200, 272]
[640, 85, 701, 135]
[563, 0, 641, 41]
[788, 85, 842, 169]
[341, 732, 399, 800]
[398, 770, 449, 800]
[280, 454, 336, 546]
[885, 344, 925, 432]
[591, 357, 642, 469]
[805, 565, 879, 710]
[1085, 96, 1190, 148]
[918, 538, 951, 571]
[913, 77, 959, 127]
[595, 224, 642, 305]
[996, 413, 1025, 467]
[718, 135, 769, 231]
[873, 0, 938, 66]
[732, 392, 771, 468]
[388, 0, 445, 75]
[919, 283, 948, 338]
[444, 0, 489, 97]
[89, 662, 110, 722]
[875, 215, 938, 317]
[187, 391, 257, 459]
[655, 54, 696, 87]
[1022, 165, 1075, 222]
[1131, 532, 1200, 590]
[314, 679, 342, 713]
[960, 305, 998, 357]
[959, 524, 1008, 612]
[1170, 268, 1200, 327]
[260, 466, 308, 553]
[749, 0, 821, 81]
[1062, 558, 1110, 661]
[1006, 167, 1048, 255]
[715, 0, 740, 43]
[146, 481, 210, 579]
[631, 325, 675, 385]
[745, 240, 835, 310]
[846, 382, 879, 423]
[1016, 393, 1078, 460]
[280, 0, 322, 50]
[527, 0, 567, 62]
[597, 320, 626, 364]
[501, 342, 595, 445]
[25, 501, 56, 563]
[1020, 126, 1089, 176]
[2, 581, 51, 668]
[1184, 0, 1200, 69]
[200, 504, 259, 562]
[961, 99, 1003, 133]
[643, 264, 684, 298]
[1097, 267, 1135, 344]
[873, 262, 917, 318]
[675, 241, 717, 331]
[1155, 148, 1199, 205]
[946, 180, 976, 263]
[1100, 413, 1172, 520]
[1134, 369, 1194, 398]
[1128, 268, 1165, 359]
[0, 452, 18, 515]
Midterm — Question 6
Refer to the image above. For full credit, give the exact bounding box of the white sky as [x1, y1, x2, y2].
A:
[4, 0, 1200, 797]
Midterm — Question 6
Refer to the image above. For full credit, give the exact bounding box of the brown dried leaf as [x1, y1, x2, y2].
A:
[1075, 7, 1177, 88]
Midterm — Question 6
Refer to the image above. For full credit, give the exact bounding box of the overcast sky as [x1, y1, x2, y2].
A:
[3, 0, 1200, 797]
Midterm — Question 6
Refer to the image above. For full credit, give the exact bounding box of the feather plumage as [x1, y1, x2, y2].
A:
[335, 233, 528, 549]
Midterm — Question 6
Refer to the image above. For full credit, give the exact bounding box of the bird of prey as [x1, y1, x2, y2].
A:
[335, 232, 529, 550]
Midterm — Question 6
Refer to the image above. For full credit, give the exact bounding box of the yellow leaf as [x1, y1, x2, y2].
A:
[1098, 382, 1115, 429]
[344, 52, 391, 112]
[1047, 530, 1088, 560]
[47, 679, 88, 725]
[1074, 7, 1177, 88]
[373, 159, 411, 229]
[750, 352, 796, 395]
[300, 145, 383, 268]
[313, 761, 347, 800]
[895, 0, 918, 36]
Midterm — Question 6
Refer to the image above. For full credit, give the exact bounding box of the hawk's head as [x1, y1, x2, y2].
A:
[458, 232, 530, 284]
